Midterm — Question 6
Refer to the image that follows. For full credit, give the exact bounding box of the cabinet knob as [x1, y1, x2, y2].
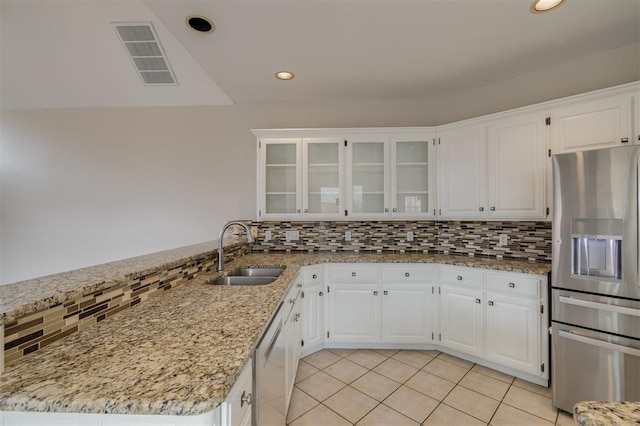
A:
[304, 208, 308, 213]
[508, 282, 515, 288]
[289, 298, 295, 304]
[475, 298, 481, 304]
[385, 208, 389, 212]
[479, 207, 484, 212]
[488, 301, 494, 306]
[312, 274, 317, 279]
[383, 290, 388, 295]
[457, 275, 463, 280]
[393, 208, 398, 212]
[294, 313, 301, 321]
[241, 391, 252, 407]
[352, 272, 357, 277]
[490, 206, 496, 211]
[319, 291, 324, 296]
[405, 272, 410, 277]
[374, 291, 378, 296]
[296, 209, 301, 213]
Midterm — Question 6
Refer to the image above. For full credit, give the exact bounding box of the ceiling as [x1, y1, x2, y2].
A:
[1, 0, 639, 115]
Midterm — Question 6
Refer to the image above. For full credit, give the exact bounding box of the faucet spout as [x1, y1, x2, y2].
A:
[217, 221, 253, 272]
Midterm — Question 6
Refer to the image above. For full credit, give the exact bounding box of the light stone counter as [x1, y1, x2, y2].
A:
[0, 251, 551, 416]
[574, 401, 640, 425]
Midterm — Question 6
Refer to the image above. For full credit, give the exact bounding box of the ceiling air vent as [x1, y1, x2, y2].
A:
[112, 22, 177, 86]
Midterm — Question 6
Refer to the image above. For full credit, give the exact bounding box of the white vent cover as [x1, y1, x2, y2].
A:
[113, 22, 177, 86]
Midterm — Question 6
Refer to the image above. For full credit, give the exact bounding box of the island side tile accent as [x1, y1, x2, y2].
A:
[251, 220, 551, 261]
[2, 244, 249, 368]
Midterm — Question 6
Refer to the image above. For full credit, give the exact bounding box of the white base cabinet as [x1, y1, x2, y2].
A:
[300, 266, 325, 356]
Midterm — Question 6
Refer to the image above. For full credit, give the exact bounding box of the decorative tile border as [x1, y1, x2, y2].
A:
[250, 220, 551, 262]
[2, 244, 249, 368]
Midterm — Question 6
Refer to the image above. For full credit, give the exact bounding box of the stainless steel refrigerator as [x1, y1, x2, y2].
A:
[551, 145, 640, 413]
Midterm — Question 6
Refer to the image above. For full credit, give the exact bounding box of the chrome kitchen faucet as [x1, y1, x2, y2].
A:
[217, 221, 253, 272]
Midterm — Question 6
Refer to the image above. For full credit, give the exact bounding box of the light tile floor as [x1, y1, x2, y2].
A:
[288, 349, 574, 426]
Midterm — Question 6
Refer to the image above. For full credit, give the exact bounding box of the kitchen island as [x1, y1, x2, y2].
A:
[0, 250, 551, 418]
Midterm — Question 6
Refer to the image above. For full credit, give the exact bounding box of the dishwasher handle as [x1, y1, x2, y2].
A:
[264, 320, 283, 363]
[558, 330, 640, 357]
[559, 296, 640, 317]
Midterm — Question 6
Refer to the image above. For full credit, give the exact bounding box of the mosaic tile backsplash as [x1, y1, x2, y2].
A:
[3, 244, 249, 368]
[250, 220, 551, 262]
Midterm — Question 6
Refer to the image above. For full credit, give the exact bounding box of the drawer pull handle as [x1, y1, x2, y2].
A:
[508, 282, 515, 288]
[475, 298, 481, 304]
[352, 272, 357, 277]
[374, 291, 378, 296]
[488, 301, 494, 306]
[457, 275, 463, 280]
[241, 390, 252, 407]
[405, 272, 410, 277]
[312, 274, 317, 279]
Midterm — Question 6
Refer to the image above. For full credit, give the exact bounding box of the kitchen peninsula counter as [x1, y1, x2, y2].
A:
[0, 251, 551, 416]
[574, 401, 640, 425]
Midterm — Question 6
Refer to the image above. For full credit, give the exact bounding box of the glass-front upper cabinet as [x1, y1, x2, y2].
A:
[303, 138, 344, 218]
[347, 136, 388, 218]
[391, 133, 436, 218]
[259, 138, 302, 219]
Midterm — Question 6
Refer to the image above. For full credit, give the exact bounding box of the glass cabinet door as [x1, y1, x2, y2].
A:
[304, 138, 342, 216]
[349, 141, 387, 216]
[263, 140, 300, 216]
[393, 140, 431, 216]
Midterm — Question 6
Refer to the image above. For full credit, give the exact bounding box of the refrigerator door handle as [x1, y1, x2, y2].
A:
[558, 330, 640, 357]
[559, 295, 640, 317]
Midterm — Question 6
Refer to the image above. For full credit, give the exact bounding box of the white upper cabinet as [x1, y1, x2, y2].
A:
[346, 134, 389, 219]
[549, 95, 633, 154]
[487, 113, 546, 219]
[437, 115, 546, 220]
[259, 138, 302, 220]
[303, 137, 345, 219]
[635, 94, 640, 145]
[437, 125, 487, 219]
[391, 133, 437, 219]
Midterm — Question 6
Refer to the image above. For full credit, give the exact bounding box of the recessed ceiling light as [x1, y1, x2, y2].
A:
[186, 15, 215, 33]
[275, 71, 295, 81]
[530, 0, 567, 13]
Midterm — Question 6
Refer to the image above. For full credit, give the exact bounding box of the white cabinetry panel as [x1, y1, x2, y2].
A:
[439, 286, 484, 358]
[437, 126, 487, 219]
[550, 95, 632, 154]
[327, 283, 381, 343]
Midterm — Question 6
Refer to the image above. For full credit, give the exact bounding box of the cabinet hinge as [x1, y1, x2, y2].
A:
[432, 138, 436, 146]
[438, 138, 441, 145]
[431, 332, 434, 340]
[432, 286, 435, 294]
[540, 304, 544, 314]
[259, 210, 262, 217]
[438, 333, 442, 341]
[546, 207, 550, 216]
[344, 140, 348, 147]
[327, 286, 330, 293]
[438, 287, 441, 294]
[541, 363, 545, 372]
[545, 117, 551, 126]
[433, 208, 436, 215]
[301, 291, 305, 299]
[344, 210, 348, 217]
[327, 331, 330, 339]
[301, 339, 304, 347]
[438, 208, 442, 216]
[258, 140, 261, 148]
[548, 149, 551, 158]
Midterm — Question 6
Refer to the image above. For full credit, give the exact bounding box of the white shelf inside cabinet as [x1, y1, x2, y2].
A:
[266, 164, 296, 167]
[397, 162, 428, 166]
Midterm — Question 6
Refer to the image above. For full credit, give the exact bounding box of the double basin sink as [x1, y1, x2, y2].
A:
[208, 267, 285, 286]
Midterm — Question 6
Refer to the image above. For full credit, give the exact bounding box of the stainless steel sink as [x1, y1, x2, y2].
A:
[209, 276, 276, 286]
[229, 267, 285, 277]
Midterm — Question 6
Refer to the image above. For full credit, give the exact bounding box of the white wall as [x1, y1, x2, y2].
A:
[0, 106, 255, 284]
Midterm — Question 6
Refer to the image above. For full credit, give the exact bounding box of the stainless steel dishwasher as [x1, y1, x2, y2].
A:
[253, 302, 286, 425]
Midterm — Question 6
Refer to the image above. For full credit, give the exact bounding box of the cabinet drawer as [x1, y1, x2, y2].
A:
[303, 266, 324, 285]
[381, 265, 434, 282]
[486, 273, 540, 297]
[328, 265, 380, 283]
[440, 267, 483, 289]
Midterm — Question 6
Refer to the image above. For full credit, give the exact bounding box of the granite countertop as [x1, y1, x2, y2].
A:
[0, 251, 551, 416]
[574, 401, 640, 425]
